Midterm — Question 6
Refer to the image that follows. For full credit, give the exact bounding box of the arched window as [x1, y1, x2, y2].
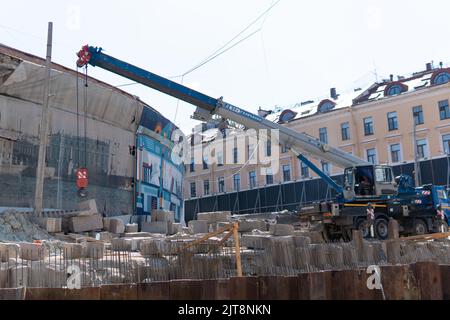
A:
[434, 72, 450, 85]
[317, 100, 336, 113]
[279, 109, 297, 123]
[387, 85, 402, 96]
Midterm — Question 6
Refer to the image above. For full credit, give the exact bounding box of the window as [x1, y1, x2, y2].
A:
[364, 117, 374, 136]
[248, 144, 255, 160]
[319, 128, 328, 144]
[387, 85, 402, 96]
[387, 112, 398, 131]
[321, 161, 330, 176]
[218, 177, 225, 193]
[233, 174, 240, 191]
[390, 144, 401, 163]
[413, 106, 424, 125]
[203, 155, 208, 170]
[283, 164, 291, 182]
[375, 167, 393, 183]
[367, 148, 377, 164]
[434, 72, 450, 85]
[281, 145, 289, 153]
[416, 139, 428, 159]
[300, 161, 309, 178]
[265, 167, 274, 185]
[190, 157, 195, 172]
[443, 134, 450, 155]
[439, 100, 450, 120]
[217, 151, 224, 166]
[203, 180, 210, 196]
[190, 182, 196, 198]
[318, 101, 335, 113]
[341, 122, 350, 141]
[265, 140, 272, 157]
[249, 171, 257, 189]
[233, 147, 238, 164]
[279, 110, 297, 122]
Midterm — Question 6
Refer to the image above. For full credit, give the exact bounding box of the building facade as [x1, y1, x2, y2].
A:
[184, 63, 450, 220]
[0, 44, 184, 221]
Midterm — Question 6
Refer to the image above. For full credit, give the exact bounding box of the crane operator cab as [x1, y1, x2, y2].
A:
[343, 165, 396, 200]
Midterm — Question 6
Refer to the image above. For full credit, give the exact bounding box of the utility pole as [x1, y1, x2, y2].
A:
[34, 22, 53, 216]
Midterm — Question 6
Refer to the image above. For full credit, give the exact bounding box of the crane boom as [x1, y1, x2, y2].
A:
[76, 46, 369, 169]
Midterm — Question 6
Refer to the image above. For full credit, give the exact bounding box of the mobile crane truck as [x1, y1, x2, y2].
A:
[76, 45, 450, 241]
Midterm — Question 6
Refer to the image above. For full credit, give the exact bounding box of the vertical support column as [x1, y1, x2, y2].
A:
[34, 22, 53, 216]
[233, 222, 242, 277]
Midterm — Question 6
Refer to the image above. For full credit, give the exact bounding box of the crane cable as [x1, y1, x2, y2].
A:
[83, 66, 88, 168]
[75, 64, 80, 169]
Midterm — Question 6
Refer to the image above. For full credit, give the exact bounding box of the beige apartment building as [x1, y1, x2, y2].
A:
[184, 63, 450, 216]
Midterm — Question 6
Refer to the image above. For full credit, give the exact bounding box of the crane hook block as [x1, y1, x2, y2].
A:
[76, 45, 92, 68]
[76, 168, 89, 189]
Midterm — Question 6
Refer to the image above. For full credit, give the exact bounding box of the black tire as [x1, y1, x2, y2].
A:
[342, 227, 352, 242]
[355, 219, 370, 238]
[413, 219, 428, 235]
[375, 218, 389, 240]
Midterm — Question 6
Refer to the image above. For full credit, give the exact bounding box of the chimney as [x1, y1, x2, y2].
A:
[426, 63, 432, 71]
[330, 88, 338, 100]
[440, 62, 444, 69]
[390, 74, 394, 82]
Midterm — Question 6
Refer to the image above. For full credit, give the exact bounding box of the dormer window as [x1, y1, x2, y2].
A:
[434, 72, 450, 85]
[317, 99, 336, 113]
[387, 85, 402, 96]
[384, 82, 408, 97]
[278, 109, 297, 123]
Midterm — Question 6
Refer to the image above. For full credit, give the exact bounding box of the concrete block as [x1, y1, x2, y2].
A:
[98, 231, 114, 242]
[35, 218, 62, 233]
[70, 214, 103, 233]
[63, 243, 83, 260]
[124, 232, 153, 238]
[76, 199, 98, 216]
[237, 219, 267, 232]
[111, 238, 132, 251]
[269, 224, 294, 236]
[169, 223, 182, 235]
[126, 223, 138, 233]
[293, 235, 311, 247]
[197, 211, 231, 223]
[295, 231, 324, 244]
[141, 221, 172, 234]
[188, 220, 208, 234]
[84, 242, 105, 259]
[109, 218, 125, 234]
[140, 239, 163, 256]
[19, 243, 46, 261]
[241, 234, 272, 249]
[151, 210, 175, 223]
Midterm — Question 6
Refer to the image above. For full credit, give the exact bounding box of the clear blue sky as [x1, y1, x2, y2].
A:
[1, 0, 449, 134]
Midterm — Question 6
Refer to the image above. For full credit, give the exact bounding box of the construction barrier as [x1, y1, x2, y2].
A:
[0, 262, 449, 300]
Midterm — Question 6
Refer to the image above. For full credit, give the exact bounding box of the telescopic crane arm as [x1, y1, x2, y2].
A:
[76, 46, 370, 192]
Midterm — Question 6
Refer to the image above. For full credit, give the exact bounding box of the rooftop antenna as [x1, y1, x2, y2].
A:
[372, 60, 379, 83]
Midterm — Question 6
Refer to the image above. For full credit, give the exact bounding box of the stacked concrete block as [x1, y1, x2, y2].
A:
[83, 242, 105, 259]
[269, 224, 294, 236]
[69, 214, 103, 233]
[169, 223, 182, 235]
[188, 220, 208, 234]
[141, 221, 172, 234]
[294, 231, 324, 244]
[111, 238, 133, 251]
[293, 235, 311, 247]
[19, 243, 47, 261]
[76, 199, 98, 216]
[197, 211, 231, 224]
[63, 243, 84, 260]
[151, 210, 175, 223]
[237, 219, 267, 233]
[241, 233, 272, 250]
[125, 223, 139, 233]
[35, 217, 62, 233]
[124, 232, 153, 238]
[109, 218, 125, 234]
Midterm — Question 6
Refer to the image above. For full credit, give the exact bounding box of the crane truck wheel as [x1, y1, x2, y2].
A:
[413, 219, 427, 235]
[355, 219, 369, 238]
[375, 218, 389, 240]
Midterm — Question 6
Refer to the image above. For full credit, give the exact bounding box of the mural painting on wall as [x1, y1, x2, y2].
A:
[142, 150, 161, 186]
[163, 161, 183, 198]
[140, 107, 176, 141]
